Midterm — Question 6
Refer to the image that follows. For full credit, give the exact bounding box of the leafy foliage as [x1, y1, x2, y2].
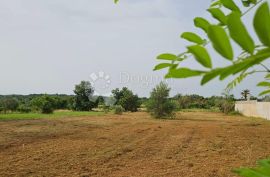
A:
[31, 95, 55, 114]
[114, 105, 124, 115]
[73, 81, 95, 111]
[17, 104, 32, 113]
[187, 45, 212, 68]
[152, 0, 270, 96]
[218, 99, 235, 114]
[0, 94, 74, 114]
[146, 82, 176, 118]
[181, 32, 205, 44]
[112, 87, 140, 112]
[233, 159, 270, 177]
[0, 98, 19, 113]
[241, 89, 251, 100]
[257, 73, 270, 95]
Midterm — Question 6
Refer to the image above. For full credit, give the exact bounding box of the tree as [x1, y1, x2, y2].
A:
[174, 94, 209, 109]
[51, 95, 73, 110]
[0, 101, 4, 113]
[31, 95, 55, 114]
[112, 87, 140, 112]
[95, 96, 105, 106]
[73, 81, 95, 111]
[0, 98, 19, 113]
[241, 89, 251, 100]
[146, 82, 176, 118]
[111, 88, 123, 105]
[0, 105, 3, 113]
[119, 90, 140, 112]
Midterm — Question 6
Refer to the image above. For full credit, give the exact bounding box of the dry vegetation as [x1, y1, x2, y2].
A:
[0, 112, 270, 177]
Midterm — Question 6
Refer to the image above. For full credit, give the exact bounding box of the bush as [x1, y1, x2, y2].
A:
[41, 101, 54, 114]
[147, 82, 177, 119]
[114, 105, 124, 115]
[112, 87, 140, 112]
[102, 105, 111, 113]
[18, 104, 32, 113]
[0, 98, 19, 112]
[31, 95, 55, 114]
[218, 100, 235, 114]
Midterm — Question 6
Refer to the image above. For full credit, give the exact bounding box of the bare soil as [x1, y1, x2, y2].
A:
[0, 112, 270, 177]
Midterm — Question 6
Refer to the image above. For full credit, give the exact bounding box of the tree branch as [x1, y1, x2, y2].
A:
[260, 63, 270, 72]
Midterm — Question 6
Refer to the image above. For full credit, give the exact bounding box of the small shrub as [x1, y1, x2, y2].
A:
[31, 95, 55, 114]
[114, 105, 124, 115]
[146, 82, 177, 119]
[41, 101, 54, 114]
[102, 105, 111, 113]
[218, 100, 235, 114]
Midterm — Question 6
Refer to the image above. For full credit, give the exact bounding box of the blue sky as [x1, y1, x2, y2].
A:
[0, 0, 269, 97]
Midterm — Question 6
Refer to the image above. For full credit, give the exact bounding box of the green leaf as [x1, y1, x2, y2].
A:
[257, 81, 270, 87]
[226, 71, 255, 91]
[211, 1, 222, 7]
[254, 2, 270, 47]
[242, 0, 257, 7]
[233, 159, 270, 177]
[242, 1, 250, 7]
[157, 53, 178, 61]
[201, 68, 223, 85]
[153, 63, 176, 71]
[114, 0, 119, 4]
[208, 8, 228, 25]
[208, 25, 234, 60]
[228, 12, 255, 54]
[181, 32, 204, 44]
[220, 0, 241, 13]
[259, 90, 270, 96]
[194, 17, 211, 33]
[219, 48, 270, 80]
[233, 168, 270, 177]
[166, 68, 205, 78]
[187, 45, 212, 68]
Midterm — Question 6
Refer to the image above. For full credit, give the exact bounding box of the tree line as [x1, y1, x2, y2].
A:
[2, 80, 268, 116]
[0, 81, 142, 114]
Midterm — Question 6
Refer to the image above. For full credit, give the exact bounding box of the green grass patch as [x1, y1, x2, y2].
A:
[0, 110, 105, 120]
[180, 108, 220, 113]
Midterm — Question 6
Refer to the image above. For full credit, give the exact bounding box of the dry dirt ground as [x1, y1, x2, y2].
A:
[0, 112, 270, 177]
